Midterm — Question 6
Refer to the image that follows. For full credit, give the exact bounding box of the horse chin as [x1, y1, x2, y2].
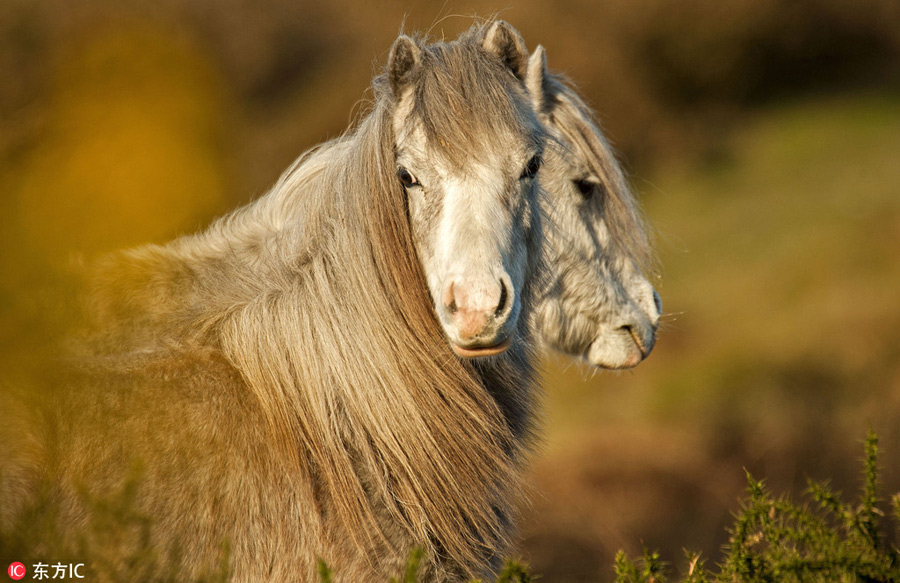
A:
[585, 336, 645, 370]
[451, 336, 512, 358]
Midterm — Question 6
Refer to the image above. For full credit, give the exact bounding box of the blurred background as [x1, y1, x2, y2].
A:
[1, 0, 899, 580]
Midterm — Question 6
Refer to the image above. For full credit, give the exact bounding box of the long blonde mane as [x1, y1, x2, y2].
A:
[78, 28, 540, 579]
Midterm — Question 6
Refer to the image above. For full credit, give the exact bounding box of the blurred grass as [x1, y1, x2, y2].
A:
[656, 92, 900, 368]
[10, 25, 227, 261]
[0, 20, 229, 373]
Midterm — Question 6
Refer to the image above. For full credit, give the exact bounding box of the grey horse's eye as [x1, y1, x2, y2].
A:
[573, 178, 596, 199]
[520, 155, 542, 180]
[397, 167, 420, 188]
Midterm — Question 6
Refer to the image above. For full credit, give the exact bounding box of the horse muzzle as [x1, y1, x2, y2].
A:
[440, 273, 518, 358]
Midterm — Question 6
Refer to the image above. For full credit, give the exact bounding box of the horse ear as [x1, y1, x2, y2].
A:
[482, 20, 527, 80]
[526, 45, 551, 112]
[388, 35, 421, 96]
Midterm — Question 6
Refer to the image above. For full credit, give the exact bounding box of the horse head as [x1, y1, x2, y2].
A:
[387, 22, 545, 358]
[525, 46, 661, 369]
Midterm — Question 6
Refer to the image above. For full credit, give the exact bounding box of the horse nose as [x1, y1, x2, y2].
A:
[442, 275, 512, 341]
[616, 309, 658, 365]
[620, 323, 654, 355]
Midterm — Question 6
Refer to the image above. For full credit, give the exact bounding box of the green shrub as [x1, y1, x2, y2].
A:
[615, 431, 900, 583]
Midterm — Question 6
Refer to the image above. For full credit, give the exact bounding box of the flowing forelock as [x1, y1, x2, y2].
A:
[403, 28, 542, 169]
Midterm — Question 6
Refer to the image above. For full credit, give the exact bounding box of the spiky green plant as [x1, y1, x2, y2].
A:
[616, 431, 900, 583]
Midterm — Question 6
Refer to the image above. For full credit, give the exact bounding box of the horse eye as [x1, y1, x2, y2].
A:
[397, 167, 419, 188]
[573, 179, 596, 199]
[520, 155, 542, 180]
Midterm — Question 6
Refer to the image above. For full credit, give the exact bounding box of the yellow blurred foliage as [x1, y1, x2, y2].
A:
[13, 24, 227, 263]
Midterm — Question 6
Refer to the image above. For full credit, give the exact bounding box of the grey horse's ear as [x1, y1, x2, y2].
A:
[526, 45, 550, 112]
[388, 35, 421, 97]
[482, 20, 528, 80]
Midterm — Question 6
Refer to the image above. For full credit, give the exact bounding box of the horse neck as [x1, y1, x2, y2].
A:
[80, 140, 346, 350]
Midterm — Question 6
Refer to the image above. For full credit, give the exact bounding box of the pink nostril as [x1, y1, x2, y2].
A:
[443, 278, 507, 317]
[441, 276, 512, 341]
[442, 281, 458, 314]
